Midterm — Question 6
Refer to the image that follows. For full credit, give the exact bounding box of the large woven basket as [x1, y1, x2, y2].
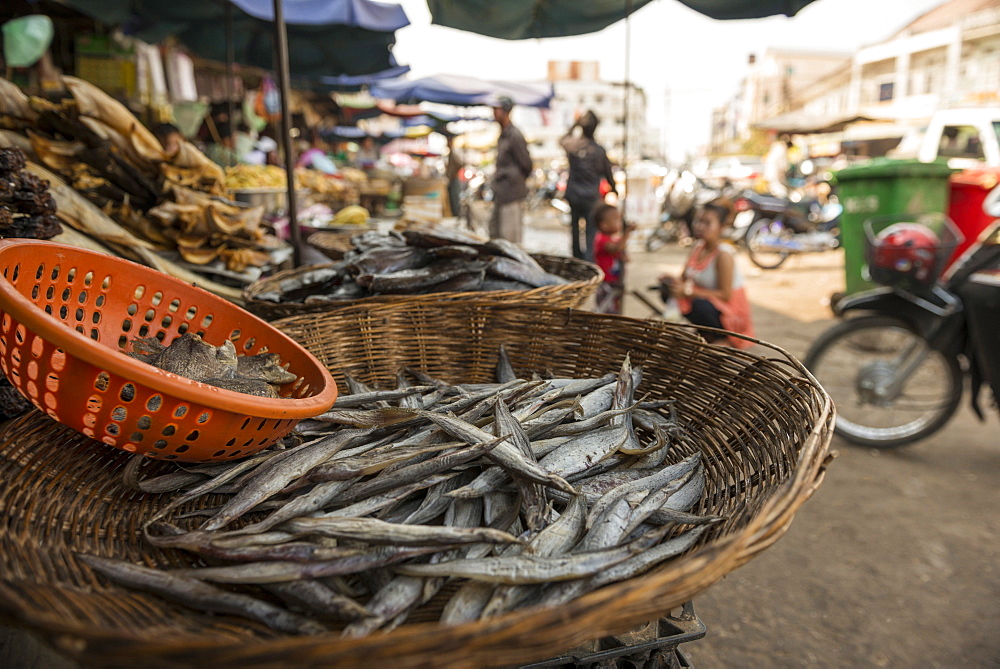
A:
[242, 253, 603, 320]
[0, 302, 834, 668]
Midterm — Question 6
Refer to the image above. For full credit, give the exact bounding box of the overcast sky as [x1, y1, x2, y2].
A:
[391, 0, 946, 161]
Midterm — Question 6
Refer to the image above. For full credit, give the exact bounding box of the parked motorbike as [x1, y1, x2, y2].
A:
[528, 171, 569, 214]
[646, 170, 722, 252]
[738, 189, 843, 269]
[804, 186, 1000, 448]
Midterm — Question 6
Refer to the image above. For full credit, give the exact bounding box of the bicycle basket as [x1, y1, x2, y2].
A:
[863, 213, 962, 291]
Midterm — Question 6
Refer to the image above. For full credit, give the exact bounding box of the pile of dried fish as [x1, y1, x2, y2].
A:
[0, 76, 284, 275]
[127, 333, 296, 398]
[0, 147, 60, 239]
[259, 225, 567, 304]
[84, 351, 720, 637]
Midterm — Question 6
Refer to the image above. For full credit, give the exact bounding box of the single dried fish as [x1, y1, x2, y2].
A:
[200, 430, 364, 531]
[575, 382, 617, 420]
[538, 424, 629, 479]
[280, 516, 520, 547]
[78, 554, 327, 635]
[588, 526, 708, 589]
[417, 410, 574, 494]
[172, 545, 455, 584]
[331, 386, 433, 409]
[585, 453, 701, 529]
[480, 495, 586, 619]
[264, 580, 370, 621]
[330, 437, 508, 504]
[496, 344, 517, 384]
[313, 407, 419, 428]
[395, 525, 671, 585]
[493, 398, 547, 531]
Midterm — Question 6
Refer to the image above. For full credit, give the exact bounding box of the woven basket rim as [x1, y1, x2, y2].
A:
[0, 240, 338, 418]
[0, 302, 834, 667]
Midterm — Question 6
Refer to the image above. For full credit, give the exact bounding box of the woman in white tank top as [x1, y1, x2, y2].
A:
[667, 198, 755, 348]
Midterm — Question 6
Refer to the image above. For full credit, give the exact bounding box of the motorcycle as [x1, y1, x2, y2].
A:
[803, 186, 1000, 448]
[738, 189, 843, 269]
[646, 170, 722, 252]
[527, 170, 569, 214]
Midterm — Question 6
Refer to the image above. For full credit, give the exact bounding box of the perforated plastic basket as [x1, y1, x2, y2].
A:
[0, 240, 337, 462]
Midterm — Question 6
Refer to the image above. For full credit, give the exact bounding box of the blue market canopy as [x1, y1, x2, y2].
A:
[62, 0, 409, 78]
[425, 0, 818, 40]
[369, 74, 555, 108]
[230, 0, 407, 29]
[317, 64, 411, 90]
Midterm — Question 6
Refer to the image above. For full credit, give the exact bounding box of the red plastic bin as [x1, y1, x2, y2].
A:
[947, 168, 1000, 269]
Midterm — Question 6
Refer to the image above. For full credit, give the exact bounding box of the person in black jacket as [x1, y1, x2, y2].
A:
[560, 110, 617, 260]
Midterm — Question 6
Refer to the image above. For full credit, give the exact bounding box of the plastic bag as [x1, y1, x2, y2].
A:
[254, 76, 282, 123]
[661, 297, 685, 323]
[243, 93, 268, 133]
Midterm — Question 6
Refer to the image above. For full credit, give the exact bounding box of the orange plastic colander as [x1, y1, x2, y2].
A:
[0, 240, 337, 462]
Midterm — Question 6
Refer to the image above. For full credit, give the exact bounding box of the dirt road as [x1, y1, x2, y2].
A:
[622, 237, 1000, 668]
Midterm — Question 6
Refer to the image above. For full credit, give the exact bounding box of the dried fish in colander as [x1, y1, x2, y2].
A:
[126, 333, 294, 398]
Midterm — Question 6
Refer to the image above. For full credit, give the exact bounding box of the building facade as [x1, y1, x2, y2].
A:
[514, 61, 653, 169]
[713, 0, 1000, 157]
[712, 49, 848, 154]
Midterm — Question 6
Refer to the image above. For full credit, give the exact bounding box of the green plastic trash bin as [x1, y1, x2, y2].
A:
[834, 158, 956, 295]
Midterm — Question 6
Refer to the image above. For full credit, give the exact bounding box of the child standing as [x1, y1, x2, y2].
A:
[592, 203, 632, 314]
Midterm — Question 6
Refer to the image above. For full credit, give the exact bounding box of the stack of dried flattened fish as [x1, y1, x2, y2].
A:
[127, 333, 296, 398]
[82, 351, 720, 637]
[260, 226, 567, 304]
[0, 147, 60, 240]
[0, 76, 282, 275]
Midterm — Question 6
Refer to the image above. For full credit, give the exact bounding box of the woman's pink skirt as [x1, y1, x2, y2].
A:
[678, 286, 755, 349]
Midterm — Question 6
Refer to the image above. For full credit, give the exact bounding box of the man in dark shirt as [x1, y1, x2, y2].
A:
[560, 110, 617, 260]
[490, 96, 532, 243]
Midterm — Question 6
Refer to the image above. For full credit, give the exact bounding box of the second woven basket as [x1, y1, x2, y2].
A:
[242, 253, 603, 320]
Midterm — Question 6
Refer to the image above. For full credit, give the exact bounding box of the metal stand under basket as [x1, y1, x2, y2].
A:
[516, 601, 706, 669]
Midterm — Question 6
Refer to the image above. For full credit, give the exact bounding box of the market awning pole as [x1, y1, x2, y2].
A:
[225, 2, 235, 131]
[271, 0, 302, 266]
[621, 0, 632, 219]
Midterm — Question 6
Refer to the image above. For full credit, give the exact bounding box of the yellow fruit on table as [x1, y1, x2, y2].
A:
[332, 205, 370, 226]
[225, 165, 287, 190]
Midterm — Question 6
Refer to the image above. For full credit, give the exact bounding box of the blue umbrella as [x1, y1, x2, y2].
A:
[231, 0, 407, 29]
[369, 74, 555, 108]
[317, 64, 411, 91]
